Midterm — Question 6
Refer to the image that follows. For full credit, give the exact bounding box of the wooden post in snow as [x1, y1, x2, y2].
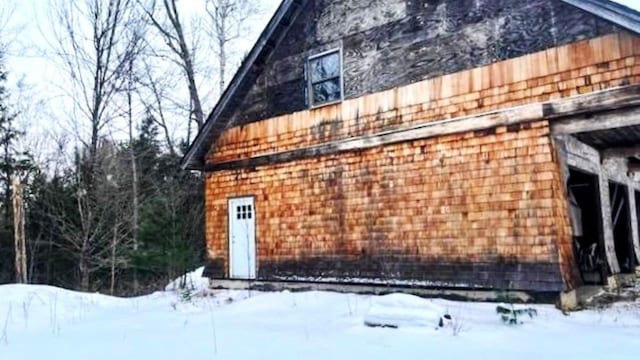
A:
[12, 176, 27, 284]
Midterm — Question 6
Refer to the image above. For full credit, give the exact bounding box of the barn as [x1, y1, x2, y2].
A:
[182, 0, 640, 306]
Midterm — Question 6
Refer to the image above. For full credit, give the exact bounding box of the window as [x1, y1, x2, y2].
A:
[236, 204, 253, 220]
[307, 49, 342, 107]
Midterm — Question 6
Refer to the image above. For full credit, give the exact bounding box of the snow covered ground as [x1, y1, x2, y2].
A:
[1, 278, 639, 359]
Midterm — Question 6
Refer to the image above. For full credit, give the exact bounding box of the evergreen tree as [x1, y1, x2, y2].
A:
[130, 116, 204, 292]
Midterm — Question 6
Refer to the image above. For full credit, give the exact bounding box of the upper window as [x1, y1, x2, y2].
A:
[307, 49, 342, 107]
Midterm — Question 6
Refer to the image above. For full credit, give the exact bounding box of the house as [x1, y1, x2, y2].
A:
[182, 0, 640, 306]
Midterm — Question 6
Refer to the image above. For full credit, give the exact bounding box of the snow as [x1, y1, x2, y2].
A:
[164, 266, 210, 295]
[275, 275, 479, 288]
[1, 281, 639, 359]
[364, 293, 445, 328]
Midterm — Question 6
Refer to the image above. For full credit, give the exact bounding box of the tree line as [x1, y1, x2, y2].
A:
[0, 0, 262, 295]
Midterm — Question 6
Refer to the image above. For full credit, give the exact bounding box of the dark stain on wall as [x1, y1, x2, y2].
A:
[202, 259, 226, 278]
[254, 257, 565, 292]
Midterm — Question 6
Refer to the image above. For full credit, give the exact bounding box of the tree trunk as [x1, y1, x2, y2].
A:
[218, 31, 226, 95]
[79, 250, 90, 291]
[128, 59, 140, 294]
[3, 141, 11, 229]
[146, 0, 204, 130]
[12, 176, 27, 284]
[110, 225, 117, 295]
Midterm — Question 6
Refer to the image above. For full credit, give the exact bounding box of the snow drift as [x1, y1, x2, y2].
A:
[363, 293, 445, 328]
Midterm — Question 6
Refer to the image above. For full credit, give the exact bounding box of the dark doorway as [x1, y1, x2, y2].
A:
[568, 169, 606, 284]
[608, 182, 637, 273]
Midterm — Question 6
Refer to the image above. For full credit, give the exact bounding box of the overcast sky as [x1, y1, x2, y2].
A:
[0, 0, 278, 159]
[4, 0, 640, 97]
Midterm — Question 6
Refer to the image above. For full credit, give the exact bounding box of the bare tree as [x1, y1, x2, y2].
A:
[137, 58, 177, 155]
[50, 0, 142, 290]
[0, 2, 16, 55]
[125, 58, 141, 293]
[205, 0, 258, 95]
[142, 0, 205, 139]
[102, 141, 134, 295]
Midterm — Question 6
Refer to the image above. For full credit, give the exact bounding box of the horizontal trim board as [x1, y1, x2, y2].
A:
[602, 145, 640, 158]
[205, 85, 640, 172]
[205, 104, 543, 172]
[551, 106, 640, 134]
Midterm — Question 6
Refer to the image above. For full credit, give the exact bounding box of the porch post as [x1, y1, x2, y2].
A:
[598, 174, 621, 274]
[625, 181, 640, 264]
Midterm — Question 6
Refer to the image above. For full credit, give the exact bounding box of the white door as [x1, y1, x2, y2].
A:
[229, 197, 256, 279]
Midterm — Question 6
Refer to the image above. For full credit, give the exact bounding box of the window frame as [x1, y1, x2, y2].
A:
[306, 47, 344, 108]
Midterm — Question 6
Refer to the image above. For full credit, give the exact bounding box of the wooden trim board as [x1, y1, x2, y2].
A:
[206, 85, 640, 172]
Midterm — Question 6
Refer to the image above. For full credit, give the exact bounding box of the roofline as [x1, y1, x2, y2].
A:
[181, 0, 302, 170]
[561, 0, 640, 34]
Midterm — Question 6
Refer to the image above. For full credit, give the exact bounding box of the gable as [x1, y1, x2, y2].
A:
[183, 0, 639, 170]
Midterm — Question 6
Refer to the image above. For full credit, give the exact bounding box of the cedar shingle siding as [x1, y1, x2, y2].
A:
[191, 1, 640, 295]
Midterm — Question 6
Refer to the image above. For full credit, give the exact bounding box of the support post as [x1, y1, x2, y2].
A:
[626, 183, 640, 264]
[598, 174, 621, 274]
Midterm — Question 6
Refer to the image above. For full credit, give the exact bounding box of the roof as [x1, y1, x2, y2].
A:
[181, 0, 304, 170]
[181, 0, 640, 171]
[563, 0, 640, 34]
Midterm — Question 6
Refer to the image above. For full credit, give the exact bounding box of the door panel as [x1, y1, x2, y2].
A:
[228, 197, 256, 279]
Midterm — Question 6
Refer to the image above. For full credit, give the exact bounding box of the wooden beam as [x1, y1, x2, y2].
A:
[206, 85, 640, 172]
[550, 106, 640, 134]
[205, 104, 544, 172]
[544, 85, 640, 120]
[628, 163, 640, 172]
[602, 145, 640, 159]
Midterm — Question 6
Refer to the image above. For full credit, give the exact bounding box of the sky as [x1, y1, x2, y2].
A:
[4, 0, 640, 102]
[615, 0, 640, 8]
[1, 0, 640, 161]
[0, 0, 278, 164]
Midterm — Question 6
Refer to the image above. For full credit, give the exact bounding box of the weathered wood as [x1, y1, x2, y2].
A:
[232, 0, 621, 126]
[205, 116, 577, 292]
[603, 157, 631, 184]
[559, 134, 601, 171]
[206, 103, 544, 171]
[625, 181, 640, 264]
[627, 163, 640, 172]
[545, 85, 640, 119]
[207, 85, 640, 172]
[551, 135, 583, 287]
[598, 164, 623, 274]
[183, 0, 626, 170]
[194, 0, 640, 293]
[551, 104, 640, 135]
[603, 146, 640, 159]
[558, 134, 640, 274]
